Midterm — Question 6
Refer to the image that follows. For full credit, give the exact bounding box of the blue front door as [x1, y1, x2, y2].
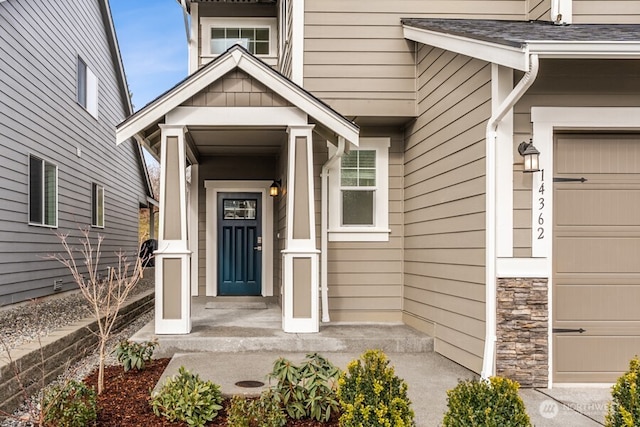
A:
[217, 193, 262, 296]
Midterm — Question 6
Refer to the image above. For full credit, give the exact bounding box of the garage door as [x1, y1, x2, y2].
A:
[553, 133, 640, 383]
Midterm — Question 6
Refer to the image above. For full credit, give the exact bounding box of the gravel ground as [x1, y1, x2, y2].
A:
[0, 278, 155, 427]
[0, 278, 154, 351]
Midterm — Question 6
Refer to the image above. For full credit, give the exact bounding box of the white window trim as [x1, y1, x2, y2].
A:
[200, 17, 277, 61]
[28, 154, 58, 228]
[91, 183, 105, 228]
[77, 56, 98, 118]
[328, 137, 390, 242]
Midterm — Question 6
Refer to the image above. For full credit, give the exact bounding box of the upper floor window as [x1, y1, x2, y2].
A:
[29, 155, 58, 227]
[201, 18, 277, 59]
[328, 138, 391, 242]
[77, 56, 98, 118]
[91, 183, 104, 228]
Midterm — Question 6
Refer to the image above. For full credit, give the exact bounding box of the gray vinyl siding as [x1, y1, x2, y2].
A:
[0, 0, 147, 305]
[403, 45, 489, 373]
[573, 1, 640, 23]
[303, 0, 525, 118]
[316, 128, 405, 323]
[528, 0, 552, 21]
[513, 59, 640, 256]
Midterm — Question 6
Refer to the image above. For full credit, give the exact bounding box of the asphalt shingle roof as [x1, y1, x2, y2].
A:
[401, 19, 640, 48]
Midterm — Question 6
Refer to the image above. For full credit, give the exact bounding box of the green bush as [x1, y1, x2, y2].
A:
[150, 366, 223, 427]
[268, 352, 341, 422]
[114, 340, 158, 372]
[442, 377, 531, 427]
[227, 390, 287, 427]
[43, 380, 97, 427]
[337, 349, 414, 427]
[606, 356, 640, 427]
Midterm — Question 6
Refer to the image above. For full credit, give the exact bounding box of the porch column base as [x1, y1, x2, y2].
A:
[282, 250, 319, 333]
[155, 249, 192, 334]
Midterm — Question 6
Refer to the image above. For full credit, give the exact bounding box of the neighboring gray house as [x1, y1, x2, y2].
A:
[0, 0, 153, 306]
[116, 0, 640, 388]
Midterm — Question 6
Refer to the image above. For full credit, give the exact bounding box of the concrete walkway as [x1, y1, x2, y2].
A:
[137, 297, 611, 426]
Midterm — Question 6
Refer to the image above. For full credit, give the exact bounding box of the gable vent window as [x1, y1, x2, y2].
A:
[77, 56, 98, 118]
[29, 155, 58, 227]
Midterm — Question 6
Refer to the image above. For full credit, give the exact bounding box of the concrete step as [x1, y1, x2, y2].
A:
[130, 297, 434, 358]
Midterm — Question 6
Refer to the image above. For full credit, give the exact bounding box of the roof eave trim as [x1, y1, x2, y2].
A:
[528, 41, 640, 59]
[403, 25, 528, 71]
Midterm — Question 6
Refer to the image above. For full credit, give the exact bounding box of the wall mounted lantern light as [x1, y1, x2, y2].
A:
[518, 139, 541, 173]
[269, 179, 281, 197]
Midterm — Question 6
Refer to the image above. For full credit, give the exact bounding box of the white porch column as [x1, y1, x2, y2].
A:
[155, 124, 192, 334]
[282, 125, 319, 333]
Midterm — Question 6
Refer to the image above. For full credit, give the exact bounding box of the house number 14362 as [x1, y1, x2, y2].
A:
[537, 169, 545, 240]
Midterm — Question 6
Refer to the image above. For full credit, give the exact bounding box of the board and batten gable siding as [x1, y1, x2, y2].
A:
[513, 59, 640, 256]
[0, 0, 147, 305]
[403, 45, 489, 373]
[303, 0, 526, 119]
[314, 128, 405, 322]
[573, 0, 640, 23]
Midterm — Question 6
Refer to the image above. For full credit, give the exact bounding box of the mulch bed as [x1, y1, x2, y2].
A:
[84, 359, 339, 426]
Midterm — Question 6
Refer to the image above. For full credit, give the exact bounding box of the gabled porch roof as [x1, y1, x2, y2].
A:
[116, 45, 359, 150]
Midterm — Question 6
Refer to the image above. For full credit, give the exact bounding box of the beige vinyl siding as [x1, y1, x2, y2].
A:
[304, 0, 525, 118]
[316, 128, 405, 322]
[0, 0, 146, 305]
[403, 45, 489, 373]
[512, 59, 640, 255]
[528, 0, 551, 20]
[573, 1, 640, 23]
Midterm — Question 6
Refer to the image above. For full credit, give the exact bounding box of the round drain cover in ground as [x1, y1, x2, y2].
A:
[235, 380, 265, 388]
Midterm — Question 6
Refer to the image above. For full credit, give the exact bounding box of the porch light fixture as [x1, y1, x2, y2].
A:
[269, 179, 281, 197]
[518, 139, 540, 173]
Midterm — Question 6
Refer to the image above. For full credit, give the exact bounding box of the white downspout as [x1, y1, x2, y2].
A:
[481, 54, 539, 379]
[320, 136, 346, 323]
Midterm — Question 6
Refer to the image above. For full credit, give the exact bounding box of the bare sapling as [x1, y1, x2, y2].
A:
[49, 227, 146, 394]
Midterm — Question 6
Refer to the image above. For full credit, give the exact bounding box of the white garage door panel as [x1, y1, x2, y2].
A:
[555, 237, 640, 273]
[554, 336, 640, 383]
[555, 189, 640, 226]
[553, 133, 640, 383]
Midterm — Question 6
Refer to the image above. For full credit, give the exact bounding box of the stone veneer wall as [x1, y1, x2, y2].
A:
[496, 278, 548, 388]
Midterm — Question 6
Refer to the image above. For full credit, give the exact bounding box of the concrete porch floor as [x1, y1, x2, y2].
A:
[130, 296, 434, 357]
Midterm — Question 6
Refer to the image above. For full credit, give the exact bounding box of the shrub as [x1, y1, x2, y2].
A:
[43, 380, 97, 427]
[268, 352, 341, 422]
[114, 340, 158, 372]
[606, 356, 640, 427]
[227, 390, 287, 427]
[151, 366, 223, 427]
[337, 349, 414, 427]
[442, 377, 531, 427]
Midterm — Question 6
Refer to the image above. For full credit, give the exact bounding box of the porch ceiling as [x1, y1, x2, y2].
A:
[188, 126, 286, 155]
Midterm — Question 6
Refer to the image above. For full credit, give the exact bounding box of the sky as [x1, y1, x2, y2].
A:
[109, 0, 188, 111]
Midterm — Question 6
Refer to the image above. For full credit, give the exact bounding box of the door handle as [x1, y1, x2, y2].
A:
[254, 246, 262, 251]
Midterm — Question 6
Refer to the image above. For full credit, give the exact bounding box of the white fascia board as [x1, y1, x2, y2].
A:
[236, 55, 359, 146]
[403, 25, 528, 71]
[166, 106, 307, 126]
[529, 41, 640, 59]
[116, 57, 237, 145]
